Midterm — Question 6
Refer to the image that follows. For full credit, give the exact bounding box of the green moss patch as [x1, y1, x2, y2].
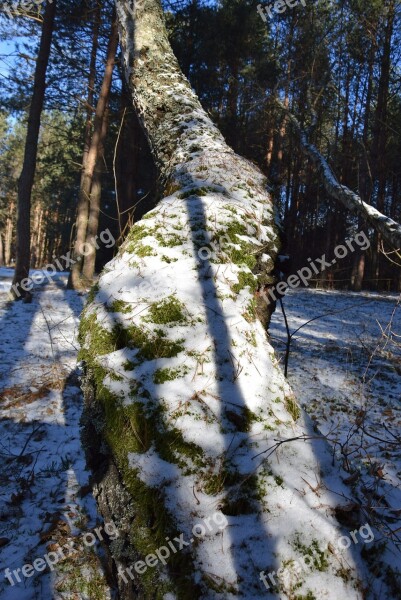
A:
[285, 394, 301, 421]
[292, 536, 329, 572]
[232, 271, 257, 294]
[86, 282, 99, 304]
[229, 247, 257, 270]
[108, 299, 132, 314]
[155, 232, 183, 247]
[145, 296, 186, 325]
[153, 366, 188, 384]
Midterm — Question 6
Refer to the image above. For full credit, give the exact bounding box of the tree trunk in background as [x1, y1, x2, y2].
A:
[0, 233, 3, 267]
[79, 1, 367, 598]
[81, 105, 107, 285]
[10, 0, 56, 299]
[68, 7, 118, 290]
[5, 204, 13, 266]
[370, 0, 395, 289]
[68, 0, 100, 286]
[31, 204, 42, 267]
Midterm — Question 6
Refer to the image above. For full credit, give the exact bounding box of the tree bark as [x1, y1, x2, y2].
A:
[11, 0, 56, 299]
[5, 203, 13, 267]
[80, 112, 107, 286]
[79, 2, 368, 597]
[0, 232, 4, 267]
[68, 9, 118, 290]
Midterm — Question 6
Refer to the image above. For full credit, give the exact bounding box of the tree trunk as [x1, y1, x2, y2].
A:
[68, 8, 118, 290]
[10, 0, 56, 299]
[81, 124, 106, 286]
[31, 203, 42, 268]
[5, 203, 13, 266]
[67, 1, 100, 289]
[279, 100, 401, 250]
[79, 1, 367, 597]
[369, 1, 396, 289]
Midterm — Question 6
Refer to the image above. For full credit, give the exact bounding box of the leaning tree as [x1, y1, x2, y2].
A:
[79, 1, 370, 597]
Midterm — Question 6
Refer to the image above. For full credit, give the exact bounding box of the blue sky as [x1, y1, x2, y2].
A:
[0, 39, 18, 78]
[0, 10, 36, 79]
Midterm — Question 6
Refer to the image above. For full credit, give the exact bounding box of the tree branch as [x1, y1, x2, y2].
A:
[276, 99, 401, 251]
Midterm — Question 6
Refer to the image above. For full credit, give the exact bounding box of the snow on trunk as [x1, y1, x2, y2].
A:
[277, 99, 401, 251]
[79, 1, 368, 597]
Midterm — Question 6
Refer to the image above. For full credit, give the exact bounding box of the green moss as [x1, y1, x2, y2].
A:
[245, 330, 257, 347]
[202, 463, 242, 496]
[78, 311, 117, 357]
[146, 296, 186, 325]
[126, 224, 151, 243]
[79, 309, 184, 367]
[224, 406, 258, 432]
[188, 145, 203, 154]
[101, 401, 199, 596]
[155, 232, 183, 247]
[232, 271, 257, 294]
[294, 592, 318, 600]
[155, 425, 206, 472]
[178, 186, 216, 199]
[223, 205, 238, 215]
[79, 316, 203, 596]
[223, 221, 247, 239]
[108, 299, 131, 314]
[285, 394, 301, 421]
[136, 244, 157, 257]
[243, 298, 257, 323]
[229, 247, 257, 270]
[292, 536, 329, 572]
[161, 255, 178, 263]
[126, 325, 185, 361]
[86, 282, 99, 304]
[219, 473, 263, 515]
[153, 366, 188, 384]
[165, 181, 181, 196]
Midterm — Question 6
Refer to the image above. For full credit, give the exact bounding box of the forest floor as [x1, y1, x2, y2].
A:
[270, 288, 401, 596]
[0, 268, 113, 600]
[0, 269, 400, 599]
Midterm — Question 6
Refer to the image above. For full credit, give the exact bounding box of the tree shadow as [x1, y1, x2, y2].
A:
[0, 278, 111, 599]
[179, 170, 370, 595]
[84, 160, 377, 596]
[183, 190, 280, 596]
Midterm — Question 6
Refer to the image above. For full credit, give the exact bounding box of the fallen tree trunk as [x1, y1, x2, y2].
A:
[79, 1, 369, 597]
[277, 99, 401, 251]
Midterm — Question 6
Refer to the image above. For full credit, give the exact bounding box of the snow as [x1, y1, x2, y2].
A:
[82, 168, 388, 596]
[270, 287, 401, 596]
[0, 270, 112, 599]
[0, 267, 400, 597]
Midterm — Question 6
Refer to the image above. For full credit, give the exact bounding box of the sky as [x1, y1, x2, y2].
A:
[0, 10, 38, 79]
[0, 39, 19, 78]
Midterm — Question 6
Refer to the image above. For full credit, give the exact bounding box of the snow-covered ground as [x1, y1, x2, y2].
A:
[0, 266, 400, 599]
[270, 287, 401, 595]
[0, 269, 112, 600]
